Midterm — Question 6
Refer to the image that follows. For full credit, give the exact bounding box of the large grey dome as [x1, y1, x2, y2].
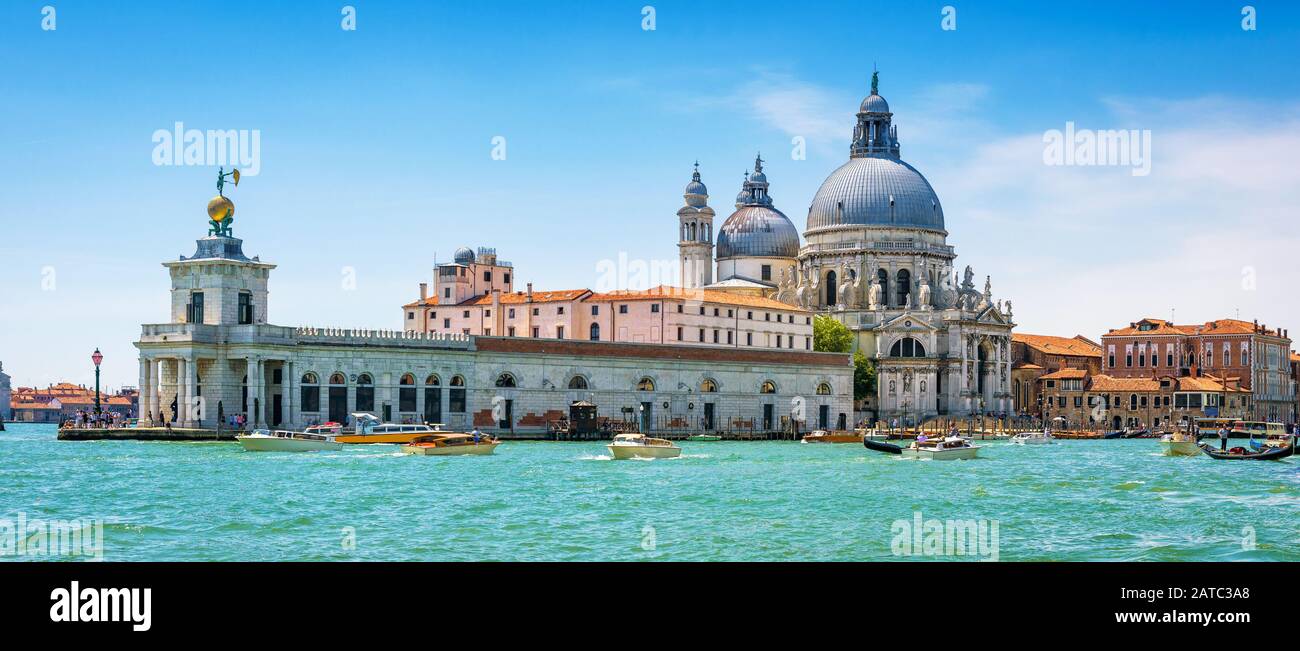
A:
[453, 246, 475, 264]
[717, 206, 800, 259]
[806, 156, 944, 232]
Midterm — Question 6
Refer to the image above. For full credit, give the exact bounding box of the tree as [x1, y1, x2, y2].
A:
[853, 350, 876, 402]
[813, 315, 853, 353]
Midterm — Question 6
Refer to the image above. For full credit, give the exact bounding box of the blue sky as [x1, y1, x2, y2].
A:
[2, 1, 1298, 388]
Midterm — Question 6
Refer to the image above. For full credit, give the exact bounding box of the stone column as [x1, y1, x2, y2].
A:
[284, 360, 295, 429]
[139, 357, 151, 423]
[255, 358, 268, 428]
[149, 358, 160, 425]
[246, 356, 260, 428]
[415, 375, 425, 424]
[175, 356, 188, 426]
[181, 356, 197, 427]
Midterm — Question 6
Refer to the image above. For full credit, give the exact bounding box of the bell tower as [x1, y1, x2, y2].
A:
[677, 162, 714, 289]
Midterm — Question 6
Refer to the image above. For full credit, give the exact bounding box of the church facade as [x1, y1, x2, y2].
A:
[683, 75, 1017, 423]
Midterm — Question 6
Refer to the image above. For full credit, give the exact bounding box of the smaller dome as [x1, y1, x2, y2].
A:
[453, 247, 475, 264]
[860, 92, 890, 114]
[716, 206, 800, 259]
[685, 179, 707, 196]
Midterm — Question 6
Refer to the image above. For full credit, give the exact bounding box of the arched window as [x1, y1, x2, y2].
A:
[877, 269, 889, 307]
[700, 379, 718, 393]
[825, 270, 837, 306]
[358, 373, 374, 385]
[301, 372, 319, 385]
[425, 374, 440, 386]
[689, 222, 696, 241]
[449, 375, 466, 413]
[896, 269, 911, 307]
[816, 382, 832, 395]
[589, 323, 600, 341]
[495, 373, 517, 388]
[329, 372, 346, 385]
[636, 377, 655, 392]
[760, 380, 776, 394]
[568, 376, 588, 390]
[889, 337, 926, 358]
[450, 375, 465, 387]
[399, 374, 415, 385]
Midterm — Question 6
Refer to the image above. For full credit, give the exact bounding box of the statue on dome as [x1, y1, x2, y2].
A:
[871, 70, 879, 95]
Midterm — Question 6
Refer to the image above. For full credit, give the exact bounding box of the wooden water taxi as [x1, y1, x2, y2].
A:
[607, 433, 681, 459]
[1158, 430, 1200, 456]
[236, 428, 342, 452]
[901, 435, 980, 461]
[334, 413, 440, 444]
[401, 432, 501, 456]
[800, 430, 863, 444]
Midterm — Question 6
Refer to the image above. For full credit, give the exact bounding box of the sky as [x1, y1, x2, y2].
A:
[1, 0, 1298, 389]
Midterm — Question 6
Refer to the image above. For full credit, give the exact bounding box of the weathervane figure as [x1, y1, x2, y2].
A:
[207, 167, 241, 237]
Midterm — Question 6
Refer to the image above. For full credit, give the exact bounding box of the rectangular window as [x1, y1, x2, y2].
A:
[677, 304, 683, 313]
[463, 310, 470, 318]
[532, 308, 539, 316]
[504, 273, 511, 284]
[727, 331, 733, 344]
[444, 287, 451, 298]
[450, 388, 466, 413]
[483, 271, 491, 282]
[443, 318, 450, 328]
[748, 311, 753, 320]
[1108, 355, 1115, 368]
[1167, 354, 1173, 366]
[508, 308, 515, 318]
[761, 265, 772, 281]
[765, 313, 771, 321]
[677, 327, 683, 340]
[507, 327, 516, 336]
[747, 332, 753, 346]
[484, 310, 491, 318]
[407, 312, 414, 320]
[713, 308, 719, 317]
[619, 305, 628, 314]
[777, 314, 783, 323]
[651, 304, 660, 313]
[712, 330, 719, 343]
[591, 305, 599, 315]
[698, 329, 705, 342]
[556, 326, 564, 339]
[399, 388, 416, 413]
[1125, 354, 1133, 367]
[238, 291, 252, 324]
[699, 306, 705, 315]
[484, 328, 491, 336]
[557, 306, 565, 315]
[188, 291, 205, 324]
[532, 327, 539, 338]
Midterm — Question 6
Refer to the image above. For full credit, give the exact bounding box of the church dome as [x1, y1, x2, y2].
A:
[453, 246, 475, 264]
[683, 163, 708, 207]
[806, 157, 944, 232]
[717, 206, 799, 259]
[860, 92, 890, 114]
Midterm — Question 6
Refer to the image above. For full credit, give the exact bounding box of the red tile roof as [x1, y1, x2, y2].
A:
[1039, 368, 1088, 380]
[1013, 333, 1101, 357]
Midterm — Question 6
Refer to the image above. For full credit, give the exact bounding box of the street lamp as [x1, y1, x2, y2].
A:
[91, 348, 104, 417]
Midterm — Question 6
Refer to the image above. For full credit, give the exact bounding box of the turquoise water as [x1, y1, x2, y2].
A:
[2, 422, 1297, 561]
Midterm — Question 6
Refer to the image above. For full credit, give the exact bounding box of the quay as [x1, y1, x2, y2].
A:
[57, 427, 234, 442]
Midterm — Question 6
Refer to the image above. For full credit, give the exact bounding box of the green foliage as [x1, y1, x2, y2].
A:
[813, 315, 853, 353]
[853, 350, 876, 402]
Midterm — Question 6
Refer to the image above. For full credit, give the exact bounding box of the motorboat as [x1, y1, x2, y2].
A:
[686, 433, 722, 442]
[607, 433, 681, 459]
[334, 413, 441, 444]
[1158, 431, 1200, 456]
[1199, 440, 1294, 461]
[236, 428, 342, 452]
[800, 430, 863, 444]
[401, 432, 501, 456]
[1010, 431, 1055, 445]
[901, 435, 980, 460]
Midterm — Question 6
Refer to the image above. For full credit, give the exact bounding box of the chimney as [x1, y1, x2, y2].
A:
[526, 283, 534, 302]
[419, 283, 428, 302]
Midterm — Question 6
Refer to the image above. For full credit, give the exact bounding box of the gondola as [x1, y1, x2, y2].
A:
[1198, 441, 1294, 461]
[1121, 429, 1151, 439]
[863, 438, 902, 455]
[1102, 430, 1124, 439]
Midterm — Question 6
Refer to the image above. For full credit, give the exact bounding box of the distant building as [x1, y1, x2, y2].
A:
[1101, 318, 1294, 423]
[1038, 370, 1250, 431]
[8, 383, 136, 423]
[1010, 333, 1102, 417]
[0, 362, 10, 421]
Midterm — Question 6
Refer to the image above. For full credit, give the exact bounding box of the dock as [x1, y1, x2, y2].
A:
[57, 427, 235, 441]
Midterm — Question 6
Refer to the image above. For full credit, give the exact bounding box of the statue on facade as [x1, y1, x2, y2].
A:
[918, 278, 932, 310]
[1004, 300, 1013, 319]
[903, 369, 913, 393]
[962, 265, 975, 290]
[837, 265, 859, 308]
[867, 277, 882, 310]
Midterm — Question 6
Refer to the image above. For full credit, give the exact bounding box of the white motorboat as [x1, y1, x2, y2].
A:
[901, 436, 980, 460]
[1010, 431, 1055, 445]
[607, 433, 681, 460]
[1158, 432, 1200, 456]
[236, 428, 342, 452]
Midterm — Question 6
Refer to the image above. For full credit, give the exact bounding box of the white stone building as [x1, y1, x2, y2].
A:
[137, 207, 853, 436]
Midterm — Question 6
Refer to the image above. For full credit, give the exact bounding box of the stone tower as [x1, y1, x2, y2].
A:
[677, 163, 714, 289]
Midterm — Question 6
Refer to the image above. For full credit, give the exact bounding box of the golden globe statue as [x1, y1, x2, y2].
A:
[207, 195, 234, 222]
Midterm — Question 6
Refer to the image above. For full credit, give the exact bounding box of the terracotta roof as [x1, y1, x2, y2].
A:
[1176, 376, 1226, 392]
[474, 336, 846, 367]
[587, 285, 808, 312]
[1105, 317, 1282, 338]
[1087, 375, 1160, 392]
[458, 289, 591, 307]
[1040, 368, 1088, 380]
[1012, 362, 1043, 370]
[1013, 333, 1101, 357]
[1104, 319, 1190, 337]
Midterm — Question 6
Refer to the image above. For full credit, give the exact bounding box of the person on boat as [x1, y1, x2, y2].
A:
[470, 427, 481, 443]
[1218, 425, 1229, 451]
